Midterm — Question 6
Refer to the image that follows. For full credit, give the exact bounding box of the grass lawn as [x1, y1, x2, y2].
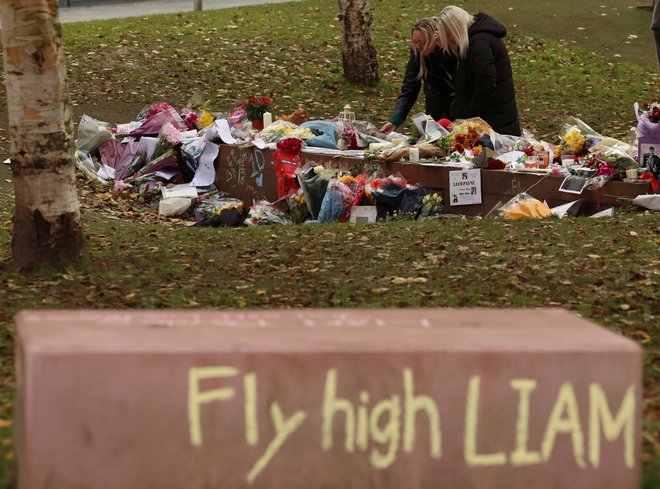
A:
[0, 0, 659, 487]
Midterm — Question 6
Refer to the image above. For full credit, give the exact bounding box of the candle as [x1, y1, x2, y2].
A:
[409, 147, 420, 162]
[262, 111, 272, 128]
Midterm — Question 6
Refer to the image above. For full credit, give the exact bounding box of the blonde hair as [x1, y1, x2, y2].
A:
[434, 5, 474, 59]
[410, 18, 437, 79]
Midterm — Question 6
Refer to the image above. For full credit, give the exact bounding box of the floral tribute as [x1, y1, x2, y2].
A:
[242, 96, 272, 120]
[639, 98, 660, 124]
[276, 137, 303, 153]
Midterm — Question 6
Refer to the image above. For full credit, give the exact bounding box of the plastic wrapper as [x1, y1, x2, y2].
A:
[555, 117, 603, 157]
[634, 101, 660, 139]
[419, 193, 443, 219]
[489, 129, 542, 154]
[379, 141, 445, 163]
[297, 165, 340, 218]
[75, 150, 109, 185]
[317, 177, 355, 223]
[76, 114, 113, 152]
[256, 120, 316, 143]
[288, 190, 309, 224]
[336, 120, 363, 150]
[246, 200, 292, 226]
[158, 197, 191, 217]
[194, 197, 244, 220]
[300, 120, 338, 149]
[499, 193, 552, 220]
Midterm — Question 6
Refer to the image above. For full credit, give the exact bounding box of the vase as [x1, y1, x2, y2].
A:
[251, 119, 264, 131]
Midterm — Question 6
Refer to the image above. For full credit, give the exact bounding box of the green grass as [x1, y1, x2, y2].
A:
[0, 0, 659, 486]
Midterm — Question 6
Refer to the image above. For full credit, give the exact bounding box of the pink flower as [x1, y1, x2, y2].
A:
[114, 180, 133, 193]
[161, 122, 183, 146]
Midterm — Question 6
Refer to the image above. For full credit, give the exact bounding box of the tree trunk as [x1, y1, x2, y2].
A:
[0, 0, 84, 270]
[338, 0, 379, 86]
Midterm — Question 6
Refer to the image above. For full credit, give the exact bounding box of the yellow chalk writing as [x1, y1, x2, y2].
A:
[369, 395, 401, 469]
[510, 379, 542, 466]
[246, 402, 307, 484]
[403, 368, 441, 459]
[244, 372, 258, 446]
[322, 368, 355, 452]
[188, 366, 238, 447]
[541, 382, 586, 468]
[357, 391, 370, 451]
[589, 383, 635, 468]
[464, 376, 507, 466]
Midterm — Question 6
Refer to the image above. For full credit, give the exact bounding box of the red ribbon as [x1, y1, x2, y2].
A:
[639, 172, 659, 193]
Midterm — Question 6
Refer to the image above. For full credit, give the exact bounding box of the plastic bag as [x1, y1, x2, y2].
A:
[499, 193, 552, 220]
[76, 114, 113, 152]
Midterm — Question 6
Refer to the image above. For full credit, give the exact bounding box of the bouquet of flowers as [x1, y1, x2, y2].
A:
[583, 150, 636, 180]
[288, 189, 309, 224]
[635, 97, 660, 139]
[246, 200, 291, 226]
[317, 177, 356, 222]
[242, 96, 272, 121]
[276, 137, 303, 153]
[554, 117, 601, 160]
[258, 121, 316, 143]
[297, 165, 340, 218]
[639, 98, 660, 123]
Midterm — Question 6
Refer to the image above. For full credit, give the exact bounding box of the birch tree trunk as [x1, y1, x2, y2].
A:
[0, 0, 84, 270]
[337, 0, 379, 86]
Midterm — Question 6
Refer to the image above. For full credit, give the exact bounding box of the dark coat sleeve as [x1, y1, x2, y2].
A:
[390, 49, 422, 127]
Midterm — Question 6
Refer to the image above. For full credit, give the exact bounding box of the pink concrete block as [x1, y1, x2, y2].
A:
[15, 308, 642, 489]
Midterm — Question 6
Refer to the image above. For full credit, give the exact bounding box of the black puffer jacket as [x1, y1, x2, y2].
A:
[389, 48, 456, 127]
[451, 13, 521, 136]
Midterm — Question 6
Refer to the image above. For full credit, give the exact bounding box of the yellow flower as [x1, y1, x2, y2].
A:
[198, 111, 214, 128]
[563, 128, 585, 153]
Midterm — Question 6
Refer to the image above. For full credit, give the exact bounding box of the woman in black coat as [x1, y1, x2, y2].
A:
[380, 18, 456, 134]
[434, 6, 521, 136]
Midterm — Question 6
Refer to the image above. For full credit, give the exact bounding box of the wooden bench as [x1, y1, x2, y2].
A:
[15, 308, 642, 489]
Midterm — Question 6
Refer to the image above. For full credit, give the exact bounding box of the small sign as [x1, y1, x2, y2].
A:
[449, 169, 482, 206]
[349, 206, 377, 224]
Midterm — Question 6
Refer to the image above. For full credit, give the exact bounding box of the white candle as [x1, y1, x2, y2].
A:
[409, 147, 420, 162]
[262, 111, 272, 128]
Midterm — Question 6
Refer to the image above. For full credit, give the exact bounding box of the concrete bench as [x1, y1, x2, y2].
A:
[14, 308, 642, 489]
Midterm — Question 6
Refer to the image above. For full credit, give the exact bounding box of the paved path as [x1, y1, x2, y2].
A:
[59, 0, 300, 23]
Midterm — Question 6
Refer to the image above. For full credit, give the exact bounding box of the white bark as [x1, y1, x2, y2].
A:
[0, 0, 84, 269]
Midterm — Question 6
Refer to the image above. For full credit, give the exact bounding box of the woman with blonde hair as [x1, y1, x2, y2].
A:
[380, 18, 456, 134]
[434, 5, 521, 136]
